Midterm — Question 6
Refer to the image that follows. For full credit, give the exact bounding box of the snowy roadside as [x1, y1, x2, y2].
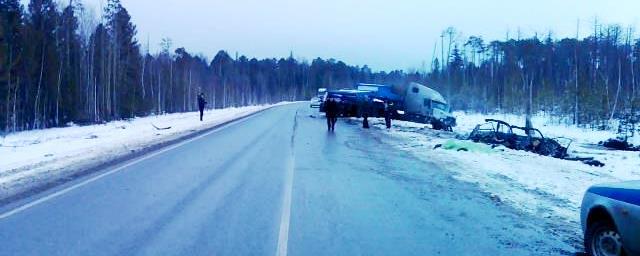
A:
[0, 103, 289, 202]
[360, 112, 640, 245]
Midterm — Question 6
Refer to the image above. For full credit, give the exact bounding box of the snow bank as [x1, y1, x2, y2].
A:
[0, 104, 286, 200]
[366, 113, 640, 230]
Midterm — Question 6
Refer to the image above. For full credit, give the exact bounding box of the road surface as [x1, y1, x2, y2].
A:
[0, 103, 571, 255]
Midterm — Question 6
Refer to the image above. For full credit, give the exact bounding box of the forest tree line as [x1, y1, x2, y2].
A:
[3, 0, 640, 133]
[0, 0, 405, 133]
[423, 25, 640, 131]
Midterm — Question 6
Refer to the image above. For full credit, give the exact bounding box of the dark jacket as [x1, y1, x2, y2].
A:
[326, 99, 337, 117]
[359, 98, 372, 117]
[198, 95, 207, 109]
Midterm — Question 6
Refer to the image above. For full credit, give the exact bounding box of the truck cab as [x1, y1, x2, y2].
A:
[403, 82, 456, 130]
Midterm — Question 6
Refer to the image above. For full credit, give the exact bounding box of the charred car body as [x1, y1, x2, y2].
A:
[469, 119, 571, 159]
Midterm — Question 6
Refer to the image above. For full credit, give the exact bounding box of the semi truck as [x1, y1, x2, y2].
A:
[318, 82, 456, 131]
[400, 82, 456, 131]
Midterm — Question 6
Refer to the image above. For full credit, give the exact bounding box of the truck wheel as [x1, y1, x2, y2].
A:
[585, 220, 626, 256]
[432, 122, 442, 130]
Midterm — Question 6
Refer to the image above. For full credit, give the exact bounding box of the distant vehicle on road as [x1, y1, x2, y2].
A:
[310, 97, 322, 108]
[401, 82, 456, 131]
[581, 181, 640, 256]
[310, 88, 327, 108]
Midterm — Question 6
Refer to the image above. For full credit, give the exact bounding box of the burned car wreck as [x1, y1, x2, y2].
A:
[467, 119, 605, 167]
[468, 119, 570, 158]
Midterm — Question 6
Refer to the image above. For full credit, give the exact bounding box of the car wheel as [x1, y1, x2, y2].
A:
[585, 220, 626, 256]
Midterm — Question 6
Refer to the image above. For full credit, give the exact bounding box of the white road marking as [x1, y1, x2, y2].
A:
[276, 112, 297, 256]
[276, 155, 295, 256]
[0, 112, 263, 220]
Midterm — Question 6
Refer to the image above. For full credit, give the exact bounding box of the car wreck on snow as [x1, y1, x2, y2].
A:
[468, 119, 571, 159]
[468, 119, 605, 166]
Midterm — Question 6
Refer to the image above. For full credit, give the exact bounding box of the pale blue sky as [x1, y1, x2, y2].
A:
[67, 1, 640, 71]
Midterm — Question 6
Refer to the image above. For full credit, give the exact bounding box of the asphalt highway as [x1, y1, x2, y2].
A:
[0, 103, 570, 255]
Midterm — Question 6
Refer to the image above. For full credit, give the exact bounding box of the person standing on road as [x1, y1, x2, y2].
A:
[325, 98, 333, 131]
[384, 101, 392, 129]
[331, 99, 338, 131]
[326, 98, 337, 132]
[361, 96, 371, 129]
[197, 93, 207, 121]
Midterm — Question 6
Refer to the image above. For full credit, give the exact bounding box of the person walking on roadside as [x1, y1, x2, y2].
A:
[197, 93, 207, 121]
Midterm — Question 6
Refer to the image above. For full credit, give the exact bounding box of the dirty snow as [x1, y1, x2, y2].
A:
[0, 104, 286, 200]
[362, 111, 640, 244]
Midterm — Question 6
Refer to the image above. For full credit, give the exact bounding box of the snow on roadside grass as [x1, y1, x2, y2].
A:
[367, 112, 640, 227]
[0, 104, 285, 200]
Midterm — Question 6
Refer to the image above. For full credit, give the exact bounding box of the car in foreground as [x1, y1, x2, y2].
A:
[581, 181, 640, 256]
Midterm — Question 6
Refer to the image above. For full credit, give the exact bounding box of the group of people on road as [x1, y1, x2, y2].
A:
[324, 96, 393, 132]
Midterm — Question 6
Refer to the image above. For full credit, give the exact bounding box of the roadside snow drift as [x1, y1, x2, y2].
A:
[361, 111, 640, 244]
[0, 104, 282, 201]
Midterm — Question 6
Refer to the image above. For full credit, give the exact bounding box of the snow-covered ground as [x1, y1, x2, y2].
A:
[0, 104, 286, 201]
[364, 111, 640, 244]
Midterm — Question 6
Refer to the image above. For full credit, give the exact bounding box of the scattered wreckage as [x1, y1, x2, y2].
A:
[468, 119, 604, 167]
[469, 119, 570, 158]
[599, 138, 640, 151]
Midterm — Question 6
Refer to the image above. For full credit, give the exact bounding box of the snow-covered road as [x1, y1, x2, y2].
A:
[0, 103, 576, 255]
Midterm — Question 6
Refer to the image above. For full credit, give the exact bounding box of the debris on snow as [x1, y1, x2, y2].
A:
[599, 138, 640, 151]
[435, 139, 494, 153]
[152, 123, 172, 130]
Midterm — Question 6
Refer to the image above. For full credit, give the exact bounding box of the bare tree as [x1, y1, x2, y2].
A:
[574, 19, 580, 124]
